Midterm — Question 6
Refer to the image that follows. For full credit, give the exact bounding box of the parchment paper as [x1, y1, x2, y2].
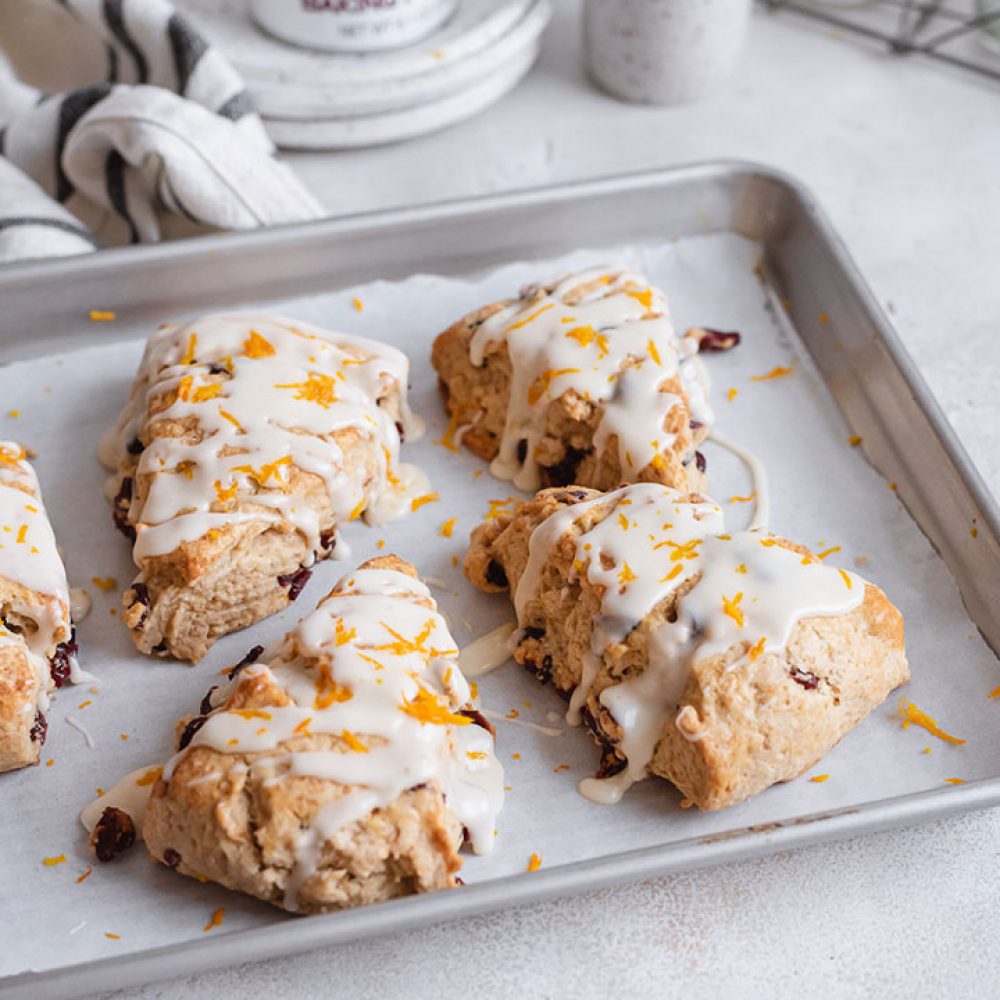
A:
[3, 233, 997, 978]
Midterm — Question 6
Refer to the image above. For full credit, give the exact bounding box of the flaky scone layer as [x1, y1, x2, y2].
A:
[144, 555, 503, 913]
[466, 485, 908, 811]
[431, 268, 713, 494]
[104, 314, 423, 662]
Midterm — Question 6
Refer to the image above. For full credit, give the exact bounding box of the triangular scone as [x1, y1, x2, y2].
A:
[0, 443, 77, 772]
[466, 484, 908, 811]
[143, 556, 503, 913]
[102, 314, 427, 663]
[431, 267, 719, 493]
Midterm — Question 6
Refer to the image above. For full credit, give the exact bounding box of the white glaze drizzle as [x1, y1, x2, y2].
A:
[708, 429, 770, 531]
[458, 622, 517, 678]
[0, 443, 76, 709]
[512, 483, 864, 805]
[162, 565, 504, 911]
[468, 268, 712, 491]
[80, 764, 163, 839]
[103, 314, 426, 564]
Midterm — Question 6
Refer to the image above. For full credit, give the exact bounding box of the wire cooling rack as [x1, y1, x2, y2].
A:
[761, 0, 1000, 82]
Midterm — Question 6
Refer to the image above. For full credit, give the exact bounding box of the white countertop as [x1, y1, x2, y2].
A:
[93, 4, 1000, 998]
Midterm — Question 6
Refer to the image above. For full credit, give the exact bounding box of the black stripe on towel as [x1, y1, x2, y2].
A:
[167, 14, 208, 95]
[0, 216, 97, 245]
[0, 128, 6, 157]
[106, 40, 120, 82]
[216, 90, 255, 121]
[105, 150, 139, 243]
[104, 0, 148, 84]
[55, 84, 114, 202]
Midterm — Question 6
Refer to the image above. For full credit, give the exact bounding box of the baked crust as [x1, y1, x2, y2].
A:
[143, 555, 502, 913]
[0, 444, 74, 772]
[105, 314, 419, 663]
[466, 487, 909, 811]
[430, 269, 711, 493]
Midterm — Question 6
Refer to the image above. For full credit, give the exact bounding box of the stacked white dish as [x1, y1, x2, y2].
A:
[175, 0, 552, 149]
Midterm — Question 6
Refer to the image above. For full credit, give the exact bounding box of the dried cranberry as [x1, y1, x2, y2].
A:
[177, 715, 207, 751]
[319, 530, 335, 553]
[395, 420, 405, 443]
[696, 328, 742, 353]
[228, 644, 264, 680]
[30, 711, 47, 744]
[789, 667, 819, 690]
[459, 708, 496, 738]
[163, 848, 182, 868]
[126, 436, 144, 456]
[199, 685, 218, 716]
[278, 567, 312, 602]
[524, 626, 545, 640]
[49, 631, 78, 688]
[695, 451, 707, 474]
[112, 477, 135, 541]
[516, 439, 528, 464]
[596, 745, 628, 779]
[151, 640, 168, 655]
[208, 363, 229, 376]
[485, 560, 508, 589]
[689, 420, 704, 431]
[543, 446, 588, 488]
[90, 807, 136, 863]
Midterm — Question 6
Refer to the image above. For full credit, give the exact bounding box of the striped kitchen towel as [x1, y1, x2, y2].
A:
[0, 0, 322, 263]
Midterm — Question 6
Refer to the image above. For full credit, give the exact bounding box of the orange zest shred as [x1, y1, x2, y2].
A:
[439, 517, 457, 538]
[76, 866, 93, 884]
[214, 479, 238, 503]
[727, 388, 739, 402]
[626, 288, 654, 310]
[313, 665, 353, 710]
[15, 524, 27, 543]
[136, 767, 163, 787]
[0, 444, 26, 463]
[809, 774, 830, 783]
[275, 372, 339, 408]
[989, 684, 1000, 700]
[230, 455, 291, 486]
[232, 709, 272, 721]
[180, 333, 198, 365]
[647, 339, 662, 365]
[506, 303, 554, 332]
[722, 592, 745, 628]
[293, 717, 313, 735]
[91, 576, 117, 592]
[848, 435, 862, 447]
[242, 330, 275, 359]
[816, 546, 842, 560]
[437, 409, 462, 452]
[399, 688, 471, 727]
[218, 407, 242, 431]
[898, 698, 966, 745]
[485, 497, 520, 521]
[105, 933, 121, 940]
[735, 563, 747, 574]
[527, 368, 581, 405]
[748, 636, 767, 661]
[838, 568, 853, 589]
[617, 562, 637, 586]
[340, 730, 369, 753]
[750, 364, 795, 382]
[203, 908, 225, 932]
[88, 310, 116, 322]
[728, 494, 754, 504]
[352, 297, 363, 312]
[659, 563, 684, 583]
[410, 492, 440, 512]
[43, 854, 67, 867]
[526, 852, 542, 872]
[467, 750, 488, 760]
[944, 777, 965, 785]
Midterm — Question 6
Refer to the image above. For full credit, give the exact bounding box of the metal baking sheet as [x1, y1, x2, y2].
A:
[1, 162, 998, 999]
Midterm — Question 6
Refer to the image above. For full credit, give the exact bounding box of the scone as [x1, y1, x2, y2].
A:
[466, 483, 908, 811]
[102, 313, 426, 663]
[143, 555, 503, 913]
[431, 267, 721, 493]
[0, 443, 78, 772]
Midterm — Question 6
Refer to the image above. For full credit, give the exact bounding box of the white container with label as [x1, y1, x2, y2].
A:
[250, 0, 459, 53]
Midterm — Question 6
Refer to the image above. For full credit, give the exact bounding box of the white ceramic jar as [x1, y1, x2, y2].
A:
[250, 0, 459, 53]
[584, 0, 753, 105]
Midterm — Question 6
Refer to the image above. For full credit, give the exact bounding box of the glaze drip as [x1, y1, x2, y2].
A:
[102, 314, 426, 564]
[468, 268, 711, 491]
[162, 564, 504, 910]
[513, 483, 864, 803]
